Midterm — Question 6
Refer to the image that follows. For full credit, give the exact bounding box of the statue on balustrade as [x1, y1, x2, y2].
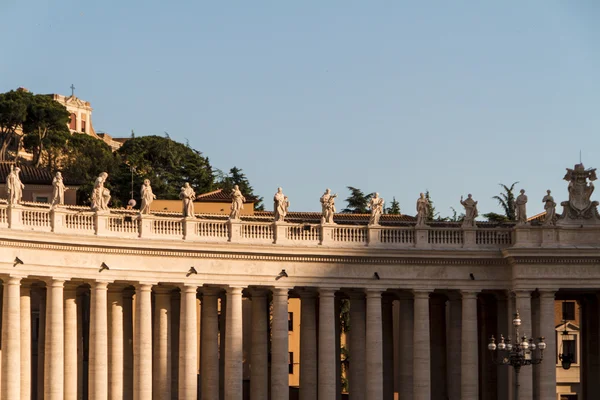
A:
[140, 179, 156, 215]
[460, 194, 478, 227]
[51, 172, 67, 208]
[180, 182, 196, 218]
[320, 188, 337, 224]
[6, 165, 24, 205]
[542, 190, 556, 226]
[416, 192, 429, 227]
[558, 163, 600, 224]
[274, 187, 289, 222]
[230, 185, 246, 220]
[515, 189, 528, 224]
[368, 192, 384, 226]
[91, 172, 111, 212]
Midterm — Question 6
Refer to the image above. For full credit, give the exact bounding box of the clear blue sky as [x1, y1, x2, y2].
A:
[2, 1, 599, 216]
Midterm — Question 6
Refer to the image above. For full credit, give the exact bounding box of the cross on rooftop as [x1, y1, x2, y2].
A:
[70, 84, 75, 97]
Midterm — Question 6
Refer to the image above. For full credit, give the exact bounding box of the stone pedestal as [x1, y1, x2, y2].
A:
[51, 208, 68, 233]
[414, 228, 428, 248]
[138, 215, 154, 238]
[274, 222, 290, 244]
[94, 212, 109, 236]
[7, 204, 23, 229]
[463, 227, 476, 248]
[320, 224, 335, 245]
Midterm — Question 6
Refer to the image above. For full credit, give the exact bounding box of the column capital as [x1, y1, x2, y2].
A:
[538, 289, 558, 299]
[247, 287, 270, 298]
[412, 289, 431, 299]
[460, 290, 480, 299]
[177, 284, 197, 294]
[271, 287, 290, 297]
[226, 286, 244, 295]
[365, 288, 384, 298]
[200, 286, 223, 296]
[513, 289, 533, 298]
[43, 277, 65, 287]
[318, 287, 338, 297]
[134, 282, 154, 291]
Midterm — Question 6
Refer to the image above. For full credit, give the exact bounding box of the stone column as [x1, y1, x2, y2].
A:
[538, 290, 556, 400]
[1, 276, 22, 400]
[515, 290, 533, 399]
[413, 290, 430, 400]
[430, 295, 447, 400]
[201, 288, 220, 400]
[134, 283, 153, 400]
[461, 290, 479, 400]
[366, 289, 383, 400]
[225, 286, 244, 400]
[21, 282, 32, 400]
[37, 288, 46, 400]
[178, 285, 197, 400]
[382, 296, 394, 400]
[250, 289, 269, 400]
[64, 284, 79, 400]
[89, 281, 108, 400]
[495, 292, 509, 400]
[318, 288, 337, 399]
[446, 295, 462, 400]
[122, 289, 134, 400]
[271, 288, 290, 400]
[108, 286, 124, 400]
[153, 287, 172, 400]
[348, 292, 366, 400]
[398, 295, 414, 400]
[45, 278, 65, 400]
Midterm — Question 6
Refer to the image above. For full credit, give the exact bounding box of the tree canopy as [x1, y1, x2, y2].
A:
[342, 186, 373, 213]
[483, 182, 519, 222]
[0, 89, 32, 160]
[22, 94, 70, 167]
[385, 197, 401, 215]
[112, 135, 214, 207]
[216, 166, 264, 210]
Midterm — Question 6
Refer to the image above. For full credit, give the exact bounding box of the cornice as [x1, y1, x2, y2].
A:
[0, 237, 509, 266]
[507, 256, 600, 265]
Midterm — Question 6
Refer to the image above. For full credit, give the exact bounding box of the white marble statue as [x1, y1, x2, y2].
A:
[416, 192, 429, 227]
[6, 165, 24, 205]
[274, 187, 289, 222]
[542, 190, 556, 226]
[368, 193, 384, 226]
[320, 188, 337, 224]
[460, 194, 478, 227]
[140, 179, 156, 215]
[180, 182, 196, 218]
[91, 172, 111, 212]
[51, 172, 67, 208]
[515, 189, 528, 224]
[230, 185, 246, 220]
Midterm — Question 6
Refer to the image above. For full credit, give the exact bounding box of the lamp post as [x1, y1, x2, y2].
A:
[488, 311, 546, 400]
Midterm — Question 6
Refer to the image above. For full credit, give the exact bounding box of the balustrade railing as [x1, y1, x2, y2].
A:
[379, 227, 415, 244]
[0, 204, 523, 249]
[241, 222, 274, 241]
[428, 228, 463, 245]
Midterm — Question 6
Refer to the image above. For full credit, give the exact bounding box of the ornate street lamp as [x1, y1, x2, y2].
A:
[488, 311, 546, 400]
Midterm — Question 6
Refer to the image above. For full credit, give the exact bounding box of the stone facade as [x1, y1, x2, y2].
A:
[0, 166, 600, 399]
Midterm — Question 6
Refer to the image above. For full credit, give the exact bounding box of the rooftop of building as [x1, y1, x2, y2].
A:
[0, 162, 82, 186]
[196, 188, 256, 203]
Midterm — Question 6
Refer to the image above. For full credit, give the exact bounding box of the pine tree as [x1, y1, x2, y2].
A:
[216, 166, 264, 211]
[425, 190, 439, 221]
[342, 186, 372, 213]
[386, 197, 401, 214]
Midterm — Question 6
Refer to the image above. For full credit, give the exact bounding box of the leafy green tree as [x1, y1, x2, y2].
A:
[483, 182, 519, 222]
[342, 186, 372, 213]
[425, 190, 439, 221]
[216, 166, 264, 211]
[113, 135, 214, 207]
[385, 197, 401, 214]
[60, 134, 119, 204]
[22, 94, 70, 167]
[0, 89, 31, 160]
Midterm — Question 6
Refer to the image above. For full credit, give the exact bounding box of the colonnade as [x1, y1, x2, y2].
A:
[0, 276, 561, 400]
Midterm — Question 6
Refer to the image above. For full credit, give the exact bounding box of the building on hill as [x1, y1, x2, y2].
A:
[151, 188, 257, 215]
[0, 162, 80, 204]
[13, 87, 128, 157]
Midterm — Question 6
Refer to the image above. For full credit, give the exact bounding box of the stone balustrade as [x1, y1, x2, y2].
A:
[0, 202, 524, 249]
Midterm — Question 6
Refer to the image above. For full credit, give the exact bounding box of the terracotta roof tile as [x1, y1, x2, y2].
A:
[253, 211, 416, 224]
[196, 188, 255, 203]
[0, 162, 82, 185]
